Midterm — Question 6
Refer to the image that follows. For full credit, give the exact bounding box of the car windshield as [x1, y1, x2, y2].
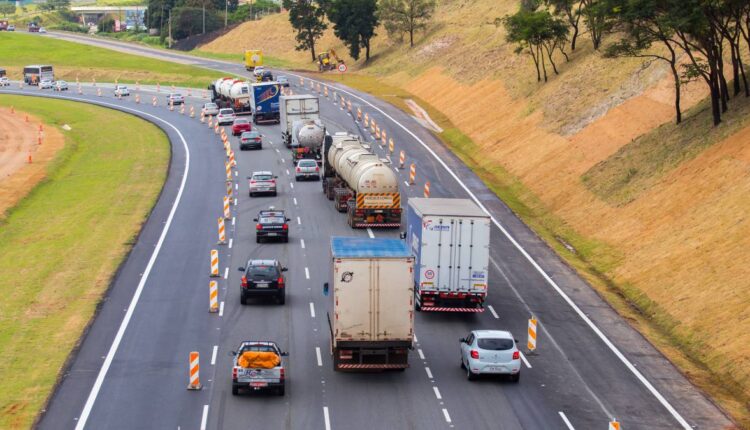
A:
[298, 160, 317, 167]
[205, 103, 217, 108]
[247, 265, 277, 276]
[220, 109, 234, 115]
[235, 119, 248, 125]
[260, 216, 285, 224]
[171, 93, 182, 98]
[477, 338, 515, 351]
[242, 131, 259, 138]
[240, 344, 275, 353]
[253, 174, 273, 181]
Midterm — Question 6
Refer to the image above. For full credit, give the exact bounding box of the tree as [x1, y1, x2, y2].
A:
[379, 0, 436, 47]
[605, 0, 684, 124]
[579, 0, 611, 50]
[283, 0, 328, 61]
[545, 0, 583, 50]
[0, 3, 16, 16]
[326, 0, 379, 61]
[503, 8, 569, 82]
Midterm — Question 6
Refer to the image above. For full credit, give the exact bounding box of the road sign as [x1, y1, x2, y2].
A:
[338, 63, 348, 73]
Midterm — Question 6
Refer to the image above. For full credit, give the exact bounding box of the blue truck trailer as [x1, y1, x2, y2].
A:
[251, 82, 281, 124]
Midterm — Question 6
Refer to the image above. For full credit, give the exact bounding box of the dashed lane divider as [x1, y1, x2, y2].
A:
[210, 250, 220, 277]
[217, 217, 227, 244]
[187, 352, 202, 390]
[528, 316, 538, 354]
[209, 281, 219, 313]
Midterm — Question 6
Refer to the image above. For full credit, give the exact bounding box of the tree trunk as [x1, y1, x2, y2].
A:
[539, 45, 548, 82]
[737, 46, 749, 96]
[731, 39, 741, 95]
[310, 37, 316, 62]
[670, 61, 682, 124]
[529, 45, 540, 82]
[717, 46, 729, 112]
[365, 38, 371, 61]
[709, 62, 722, 126]
[545, 43, 559, 75]
[409, 28, 414, 47]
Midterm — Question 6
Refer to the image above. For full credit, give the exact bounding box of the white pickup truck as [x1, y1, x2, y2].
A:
[231, 341, 287, 396]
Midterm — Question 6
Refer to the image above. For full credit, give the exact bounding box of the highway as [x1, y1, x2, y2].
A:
[5, 33, 734, 430]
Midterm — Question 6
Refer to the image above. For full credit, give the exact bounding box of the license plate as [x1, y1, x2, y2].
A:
[250, 382, 267, 387]
[267, 233, 277, 236]
[255, 283, 269, 288]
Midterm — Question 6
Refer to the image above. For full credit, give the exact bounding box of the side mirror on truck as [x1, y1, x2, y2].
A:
[323, 282, 329, 296]
[399, 231, 407, 240]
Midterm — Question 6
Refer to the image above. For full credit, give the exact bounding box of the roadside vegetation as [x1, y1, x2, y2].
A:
[0, 32, 222, 87]
[0, 95, 169, 429]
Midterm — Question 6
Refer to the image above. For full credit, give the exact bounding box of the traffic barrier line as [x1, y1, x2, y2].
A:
[210, 250, 220, 277]
[209, 281, 219, 313]
[528, 316, 538, 354]
[217, 217, 226, 244]
[187, 351, 202, 390]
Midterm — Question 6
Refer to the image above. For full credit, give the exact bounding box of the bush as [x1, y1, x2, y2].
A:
[50, 21, 88, 33]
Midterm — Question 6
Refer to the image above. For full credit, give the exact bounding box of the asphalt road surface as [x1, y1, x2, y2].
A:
[3, 33, 734, 430]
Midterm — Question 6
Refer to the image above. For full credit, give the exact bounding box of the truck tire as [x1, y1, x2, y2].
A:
[278, 294, 286, 305]
[232, 386, 239, 395]
[240, 293, 247, 305]
[277, 386, 285, 396]
[510, 372, 520, 383]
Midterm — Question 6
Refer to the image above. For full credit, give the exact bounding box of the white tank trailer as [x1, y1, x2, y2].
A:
[322, 133, 401, 228]
[209, 78, 253, 114]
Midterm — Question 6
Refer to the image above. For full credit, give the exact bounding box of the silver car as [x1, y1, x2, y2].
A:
[248, 171, 277, 197]
[114, 85, 130, 96]
[217, 108, 236, 125]
[53, 80, 69, 91]
[460, 330, 521, 382]
[201, 102, 219, 116]
[0, 77, 10, 87]
[294, 159, 320, 181]
[39, 80, 54, 89]
[167, 92, 185, 105]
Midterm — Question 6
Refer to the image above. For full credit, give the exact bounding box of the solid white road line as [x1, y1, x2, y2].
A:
[284, 74, 692, 429]
[223, 267, 228, 279]
[413, 334, 418, 343]
[323, 407, 331, 430]
[228, 238, 233, 249]
[442, 409, 452, 423]
[558, 411, 575, 430]
[488, 305, 499, 319]
[211, 345, 218, 365]
[433, 386, 442, 400]
[417, 349, 425, 360]
[316, 347, 323, 367]
[305, 267, 310, 279]
[519, 351, 532, 369]
[57, 98, 193, 430]
[301, 239, 306, 249]
[297, 216, 301, 225]
[200, 405, 209, 430]
[309, 302, 316, 318]
[425, 367, 433, 379]
[219, 301, 224, 317]
[367, 228, 375, 239]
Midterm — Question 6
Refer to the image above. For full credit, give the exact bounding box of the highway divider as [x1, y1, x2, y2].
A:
[209, 281, 219, 313]
[528, 316, 538, 354]
[187, 352, 202, 390]
[210, 250, 220, 277]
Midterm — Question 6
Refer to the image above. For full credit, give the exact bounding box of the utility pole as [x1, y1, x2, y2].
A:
[224, 0, 227, 27]
[167, 8, 172, 48]
[202, 0, 205, 34]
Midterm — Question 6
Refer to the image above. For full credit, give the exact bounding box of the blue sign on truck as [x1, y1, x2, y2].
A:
[251, 82, 281, 124]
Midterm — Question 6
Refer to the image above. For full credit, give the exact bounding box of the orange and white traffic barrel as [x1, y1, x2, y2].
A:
[357, 108, 362, 121]
[190, 105, 195, 118]
[200, 112, 205, 123]
[388, 138, 394, 155]
[179, 104, 185, 115]
[152, 96, 157, 107]
[381, 130, 387, 146]
[226, 181, 233, 198]
[135, 81, 140, 91]
[135, 94, 140, 104]
[229, 150, 236, 168]
[399, 151, 405, 169]
[187, 351, 202, 390]
[424, 181, 431, 198]
[409, 163, 416, 185]
[528, 316, 538, 353]
[214, 124, 219, 135]
[223, 196, 231, 219]
[364, 113, 369, 128]
[347, 99, 352, 112]
[609, 419, 620, 430]
[97, 88, 102, 97]
[207, 116, 213, 128]
[324, 86, 329, 98]
[217, 217, 227, 244]
[226, 162, 232, 181]
[209, 281, 219, 313]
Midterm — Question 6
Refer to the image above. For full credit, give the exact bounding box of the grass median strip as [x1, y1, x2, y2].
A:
[0, 32, 222, 88]
[0, 95, 169, 429]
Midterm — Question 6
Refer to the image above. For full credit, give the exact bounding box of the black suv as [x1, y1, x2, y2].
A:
[237, 259, 288, 305]
[254, 210, 290, 243]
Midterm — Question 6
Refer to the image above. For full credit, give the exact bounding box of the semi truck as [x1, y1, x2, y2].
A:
[291, 119, 325, 165]
[326, 237, 414, 371]
[322, 133, 402, 229]
[209, 77, 253, 114]
[250, 82, 281, 124]
[280, 95, 320, 147]
[406, 198, 491, 312]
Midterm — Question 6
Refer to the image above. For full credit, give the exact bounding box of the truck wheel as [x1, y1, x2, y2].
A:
[256, 236, 261, 244]
[232, 386, 239, 396]
[277, 386, 285, 396]
[278, 294, 286, 305]
[240, 293, 247, 305]
[510, 372, 520, 383]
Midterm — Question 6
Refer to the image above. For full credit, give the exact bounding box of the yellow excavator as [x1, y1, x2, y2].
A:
[317, 48, 344, 72]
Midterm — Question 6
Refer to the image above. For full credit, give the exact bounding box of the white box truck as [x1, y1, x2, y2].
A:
[326, 237, 414, 371]
[406, 198, 491, 312]
[280, 94, 319, 147]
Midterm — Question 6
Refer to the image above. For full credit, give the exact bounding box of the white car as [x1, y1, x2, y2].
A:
[53, 80, 69, 91]
[114, 85, 130, 96]
[201, 102, 219, 116]
[38, 27, 47, 33]
[39, 80, 54, 89]
[294, 159, 320, 181]
[0, 77, 10, 87]
[248, 171, 277, 197]
[167, 92, 185, 105]
[216, 108, 236, 125]
[460, 330, 521, 382]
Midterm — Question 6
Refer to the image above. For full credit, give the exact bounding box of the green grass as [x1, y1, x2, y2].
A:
[0, 31, 222, 87]
[583, 87, 750, 206]
[0, 95, 169, 429]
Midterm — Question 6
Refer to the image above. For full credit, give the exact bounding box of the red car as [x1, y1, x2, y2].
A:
[232, 118, 252, 136]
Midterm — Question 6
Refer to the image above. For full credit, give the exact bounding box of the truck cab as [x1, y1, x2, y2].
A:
[231, 341, 287, 395]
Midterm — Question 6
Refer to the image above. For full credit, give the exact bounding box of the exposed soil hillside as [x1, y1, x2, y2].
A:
[197, 1, 750, 424]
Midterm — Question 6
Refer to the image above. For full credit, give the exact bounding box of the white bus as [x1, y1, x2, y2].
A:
[23, 65, 54, 85]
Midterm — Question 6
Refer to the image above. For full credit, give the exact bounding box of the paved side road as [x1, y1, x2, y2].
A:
[6, 33, 735, 430]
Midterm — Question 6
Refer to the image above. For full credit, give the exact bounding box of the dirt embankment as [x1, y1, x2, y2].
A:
[0, 107, 65, 216]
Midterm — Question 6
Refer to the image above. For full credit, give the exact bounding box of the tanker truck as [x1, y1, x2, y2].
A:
[291, 119, 325, 165]
[209, 78, 253, 114]
[322, 133, 402, 229]
[280, 95, 320, 147]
